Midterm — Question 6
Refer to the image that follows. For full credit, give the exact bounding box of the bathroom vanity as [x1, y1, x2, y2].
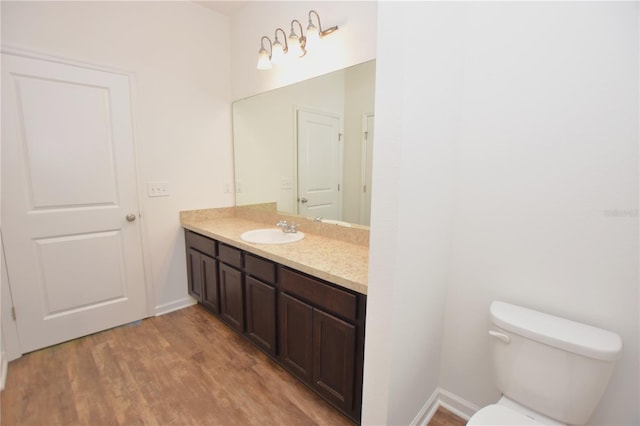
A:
[180, 205, 368, 423]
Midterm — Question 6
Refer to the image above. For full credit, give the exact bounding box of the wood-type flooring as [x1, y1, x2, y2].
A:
[428, 407, 467, 426]
[2, 304, 467, 426]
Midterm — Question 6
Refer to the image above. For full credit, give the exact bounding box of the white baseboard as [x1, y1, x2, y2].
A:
[412, 387, 480, 425]
[154, 297, 196, 316]
[1, 352, 8, 391]
[411, 387, 441, 425]
[438, 388, 479, 421]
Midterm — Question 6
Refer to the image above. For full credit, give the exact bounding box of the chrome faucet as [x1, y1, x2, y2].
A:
[277, 220, 299, 233]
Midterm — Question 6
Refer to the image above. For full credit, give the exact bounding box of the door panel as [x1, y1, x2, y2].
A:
[201, 254, 219, 313]
[219, 263, 244, 332]
[297, 110, 342, 220]
[1, 53, 147, 353]
[313, 308, 356, 410]
[187, 248, 203, 301]
[36, 231, 126, 315]
[245, 276, 276, 355]
[17, 75, 118, 209]
[279, 292, 313, 381]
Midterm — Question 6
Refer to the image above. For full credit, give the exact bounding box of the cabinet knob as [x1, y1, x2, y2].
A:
[126, 213, 137, 222]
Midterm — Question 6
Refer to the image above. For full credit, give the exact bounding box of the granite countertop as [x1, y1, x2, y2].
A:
[180, 205, 369, 295]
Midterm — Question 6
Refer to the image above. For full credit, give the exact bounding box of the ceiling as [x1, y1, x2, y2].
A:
[193, 1, 248, 17]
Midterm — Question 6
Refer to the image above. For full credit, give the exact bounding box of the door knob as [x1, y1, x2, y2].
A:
[126, 213, 137, 222]
[300, 198, 308, 204]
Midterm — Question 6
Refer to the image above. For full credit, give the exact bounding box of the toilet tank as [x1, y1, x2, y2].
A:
[489, 301, 622, 425]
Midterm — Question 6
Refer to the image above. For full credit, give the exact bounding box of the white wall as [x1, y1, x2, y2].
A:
[362, 3, 463, 423]
[438, 3, 639, 425]
[369, 2, 639, 425]
[230, 1, 377, 100]
[1, 1, 233, 316]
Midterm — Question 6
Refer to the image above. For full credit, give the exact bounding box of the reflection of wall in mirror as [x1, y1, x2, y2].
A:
[344, 60, 376, 224]
[233, 71, 344, 213]
[233, 60, 376, 226]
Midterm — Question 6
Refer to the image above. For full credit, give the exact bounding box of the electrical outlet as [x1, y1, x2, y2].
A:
[147, 181, 170, 197]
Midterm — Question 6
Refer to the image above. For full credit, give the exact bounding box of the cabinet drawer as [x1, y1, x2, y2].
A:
[218, 243, 243, 268]
[186, 231, 216, 256]
[280, 267, 357, 322]
[245, 253, 276, 284]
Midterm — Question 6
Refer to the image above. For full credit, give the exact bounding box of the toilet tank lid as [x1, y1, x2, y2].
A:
[490, 301, 622, 361]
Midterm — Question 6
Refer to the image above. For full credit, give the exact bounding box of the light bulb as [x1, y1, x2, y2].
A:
[272, 40, 285, 64]
[306, 22, 319, 50]
[256, 48, 271, 70]
[288, 32, 302, 57]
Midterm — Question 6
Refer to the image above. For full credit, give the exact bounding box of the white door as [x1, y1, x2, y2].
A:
[1, 53, 148, 354]
[360, 114, 374, 226]
[297, 109, 342, 220]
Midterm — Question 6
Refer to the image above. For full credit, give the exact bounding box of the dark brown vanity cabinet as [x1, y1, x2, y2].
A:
[218, 244, 245, 333]
[279, 292, 314, 380]
[186, 232, 219, 313]
[279, 267, 362, 415]
[313, 308, 356, 410]
[184, 230, 366, 423]
[187, 248, 204, 300]
[245, 253, 277, 356]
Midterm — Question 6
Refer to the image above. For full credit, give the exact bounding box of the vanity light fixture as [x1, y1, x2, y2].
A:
[256, 10, 338, 70]
[256, 36, 272, 70]
[271, 28, 288, 64]
[306, 10, 338, 50]
[288, 19, 307, 58]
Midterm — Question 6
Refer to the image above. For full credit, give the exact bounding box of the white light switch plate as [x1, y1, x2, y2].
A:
[280, 178, 293, 190]
[147, 181, 170, 197]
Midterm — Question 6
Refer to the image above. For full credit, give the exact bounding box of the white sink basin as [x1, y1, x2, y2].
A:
[240, 228, 305, 244]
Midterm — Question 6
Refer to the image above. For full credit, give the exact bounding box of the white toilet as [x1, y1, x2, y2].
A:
[467, 301, 623, 425]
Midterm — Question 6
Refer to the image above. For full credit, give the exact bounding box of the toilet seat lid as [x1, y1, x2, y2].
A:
[468, 404, 540, 425]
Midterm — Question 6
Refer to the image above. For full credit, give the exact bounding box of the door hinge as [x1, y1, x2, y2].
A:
[11, 306, 16, 321]
[338, 184, 341, 191]
[363, 185, 367, 193]
[364, 131, 368, 140]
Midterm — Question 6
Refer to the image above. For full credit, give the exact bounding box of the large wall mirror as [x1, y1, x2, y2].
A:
[233, 60, 376, 227]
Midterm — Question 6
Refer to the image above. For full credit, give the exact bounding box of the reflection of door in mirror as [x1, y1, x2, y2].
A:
[361, 114, 374, 226]
[232, 60, 375, 227]
[296, 109, 343, 221]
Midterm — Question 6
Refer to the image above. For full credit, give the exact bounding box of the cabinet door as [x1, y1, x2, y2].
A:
[201, 254, 219, 313]
[313, 308, 356, 411]
[245, 276, 276, 356]
[219, 263, 244, 332]
[279, 293, 313, 381]
[187, 248, 203, 301]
